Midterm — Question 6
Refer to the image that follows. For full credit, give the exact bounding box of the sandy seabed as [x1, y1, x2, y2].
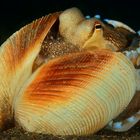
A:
[0, 124, 139, 140]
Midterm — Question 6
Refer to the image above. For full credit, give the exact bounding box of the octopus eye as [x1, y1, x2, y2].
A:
[95, 24, 102, 29]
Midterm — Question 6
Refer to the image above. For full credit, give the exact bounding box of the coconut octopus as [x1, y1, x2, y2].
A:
[0, 7, 139, 136]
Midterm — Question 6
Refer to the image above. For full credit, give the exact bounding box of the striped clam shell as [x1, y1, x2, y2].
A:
[59, 8, 140, 128]
[0, 12, 60, 130]
[14, 50, 136, 135]
[0, 7, 138, 135]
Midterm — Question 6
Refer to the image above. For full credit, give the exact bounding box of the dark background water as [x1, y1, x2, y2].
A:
[0, 0, 139, 44]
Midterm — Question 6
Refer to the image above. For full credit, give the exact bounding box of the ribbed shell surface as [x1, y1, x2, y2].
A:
[14, 50, 136, 136]
[0, 13, 60, 129]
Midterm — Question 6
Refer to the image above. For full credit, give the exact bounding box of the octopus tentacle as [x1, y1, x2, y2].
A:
[107, 111, 140, 132]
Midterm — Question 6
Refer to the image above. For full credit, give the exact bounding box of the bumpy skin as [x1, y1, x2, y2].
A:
[0, 7, 139, 135]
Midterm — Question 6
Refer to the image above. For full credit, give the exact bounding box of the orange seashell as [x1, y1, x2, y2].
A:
[14, 50, 136, 135]
[0, 12, 60, 130]
[0, 7, 139, 136]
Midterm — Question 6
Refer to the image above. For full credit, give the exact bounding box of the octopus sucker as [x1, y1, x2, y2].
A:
[0, 7, 139, 136]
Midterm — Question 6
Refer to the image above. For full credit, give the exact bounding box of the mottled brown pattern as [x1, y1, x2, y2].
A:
[115, 27, 137, 46]
[103, 26, 128, 50]
[103, 21, 138, 52]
